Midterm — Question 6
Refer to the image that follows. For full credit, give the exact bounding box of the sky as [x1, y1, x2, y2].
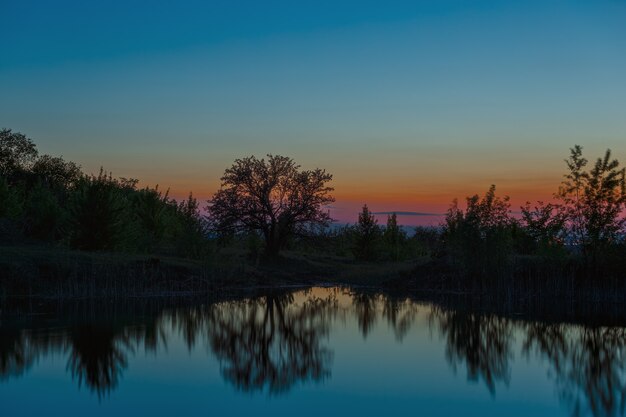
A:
[2, 0, 625, 225]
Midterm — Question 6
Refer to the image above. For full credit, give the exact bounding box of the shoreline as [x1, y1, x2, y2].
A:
[3, 244, 626, 306]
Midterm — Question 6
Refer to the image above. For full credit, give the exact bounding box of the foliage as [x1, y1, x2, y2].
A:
[0, 128, 38, 179]
[411, 226, 442, 258]
[443, 185, 515, 283]
[31, 154, 82, 191]
[3, 126, 626, 290]
[352, 205, 382, 261]
[23, 182, 65, 241]
[208, 154, 334, 257]
[519, 201, 567, 258]
[557, 146, 626, 254]
[68, 171, 131, 251]
[383, 213, 405, 261]
[0, 176, 21, 219]
[174, 193, 209, 258]
[0, 128, 210, 259]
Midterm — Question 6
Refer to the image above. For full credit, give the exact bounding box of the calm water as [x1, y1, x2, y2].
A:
[1, 287, 625, 417]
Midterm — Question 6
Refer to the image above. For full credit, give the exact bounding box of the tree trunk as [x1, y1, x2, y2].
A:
[264, 232, 281, 259]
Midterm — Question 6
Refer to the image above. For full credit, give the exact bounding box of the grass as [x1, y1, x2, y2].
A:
[4, 243, 625, 304]
[0, 243, 425, 299]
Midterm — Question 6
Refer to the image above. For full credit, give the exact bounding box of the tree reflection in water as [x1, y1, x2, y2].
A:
[66, 325, 130, 397]
[429, 307, 512, 395]
[66, 318, 166, 398]
[352, 293, 378, 338]
[212, 293, 337, 394]
[524, 323, 626, 417]
[4, 288, 626, 416]
[0, 327, 36, 380]
[172, 291, 338, 394]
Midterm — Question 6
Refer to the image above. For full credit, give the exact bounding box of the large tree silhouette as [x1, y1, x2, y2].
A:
[208, 155, 334, 257]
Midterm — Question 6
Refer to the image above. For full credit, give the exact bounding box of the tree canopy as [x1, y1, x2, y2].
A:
[557, 145, 626, 251]
[0, 128, 38, 179]
[208, 154, 334, 257]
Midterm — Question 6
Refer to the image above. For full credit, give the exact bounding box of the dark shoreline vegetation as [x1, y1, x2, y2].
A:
[1, 128, 626, 300]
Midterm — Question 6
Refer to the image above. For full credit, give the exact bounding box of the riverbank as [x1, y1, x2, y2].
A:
[3, 244, 626, 304]
[0, 244, 421, 298]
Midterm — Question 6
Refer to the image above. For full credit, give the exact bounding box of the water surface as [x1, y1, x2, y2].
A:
[1, 287, 625, 416]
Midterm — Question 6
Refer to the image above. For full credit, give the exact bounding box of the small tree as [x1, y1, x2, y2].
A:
[557, 146, 626, 255]
[175, 192, 209, 258]
[383, 213, 406, 261]
[352, 204, 382, 261]
[68, 170, 132, 251]
[208, 155, 334, 258]
[443, 185, 515, 283]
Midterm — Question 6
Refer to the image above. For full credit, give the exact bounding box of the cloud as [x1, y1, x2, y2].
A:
[372, 211, 442, 216]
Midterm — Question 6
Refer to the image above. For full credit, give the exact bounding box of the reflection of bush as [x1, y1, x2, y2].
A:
[525, 324, 626, 417]
[430, 307, 512, 395]
[0, 328, 36, 380]
[66, 326, 130, 397]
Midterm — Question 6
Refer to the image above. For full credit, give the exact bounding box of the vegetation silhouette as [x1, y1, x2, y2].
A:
[0, 128, 208, 260]
[351, 204, 382, 261]
[2, 128, 626, 298]
[207, 154, 334, 259]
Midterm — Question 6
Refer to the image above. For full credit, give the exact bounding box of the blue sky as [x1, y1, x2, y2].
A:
[2, 0, 625, 221]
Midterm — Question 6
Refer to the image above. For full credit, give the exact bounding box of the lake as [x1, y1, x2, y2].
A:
[1, 287, 625, 417]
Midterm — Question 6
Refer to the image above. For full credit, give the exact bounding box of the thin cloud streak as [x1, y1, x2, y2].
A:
[372, 211, 442, 216]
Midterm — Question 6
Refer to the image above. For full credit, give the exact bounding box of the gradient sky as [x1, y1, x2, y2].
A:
[2, 0, 625, 224]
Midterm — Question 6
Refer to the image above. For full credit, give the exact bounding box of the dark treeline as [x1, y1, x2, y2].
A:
[2, 128, 626, 297]
[276, 208, 440, 262]
[429, 145, 626, 294]
[0, 128, 208, 258]
[3, 287, 626, 416]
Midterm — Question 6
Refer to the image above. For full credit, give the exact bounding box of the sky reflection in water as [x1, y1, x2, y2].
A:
[1, 287, 625, 417]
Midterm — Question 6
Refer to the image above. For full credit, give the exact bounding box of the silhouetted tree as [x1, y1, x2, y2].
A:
[30, 154, 82, 191]
[557, 146, 626, 258]
[174, 192, 208, 258]
[411, 226, 442, 258]
[352, 204, 382, 261]
[443, 185, 515, 284]
[68, 170, 134, 251]
[0, 128, 38, 180]
[520, 201, 568, 259]
[22, 182, 64, 240]
[208, 155, 334, 258]
[0, 176, 21, 220]
[383, 213, 406, 261]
